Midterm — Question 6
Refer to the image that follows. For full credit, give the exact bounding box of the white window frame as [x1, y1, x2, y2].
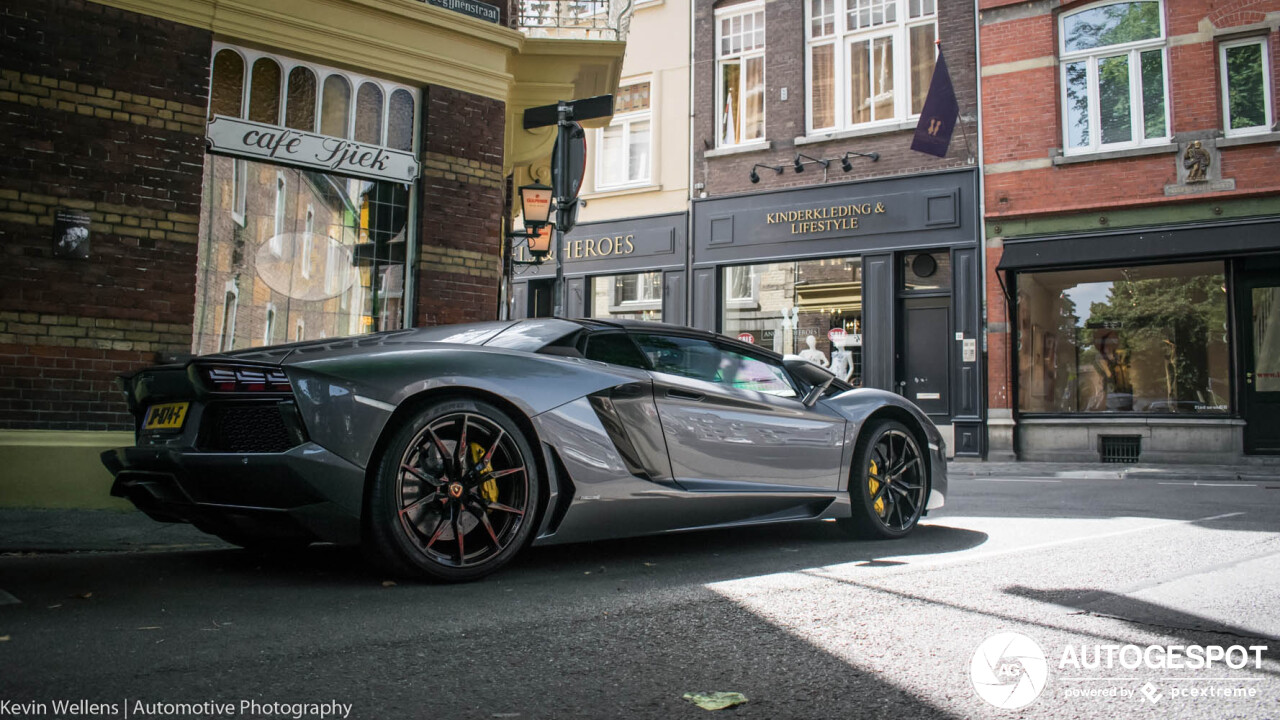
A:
[220, 281, 239, 352]
[302, 204, 314, 278]
[270, 171, 286, 256]
[1220, 36, 1273, 137]
[1058, 0, 1171, 156]
[609, 271, 663, 312]
[231, 159, 246, 226]
[263, 302, 276, 345]
[804, 0, 937, 135]
[595, 79, 653, 192]
[724, 265, 760, 310]
[715, 1, 767, 148]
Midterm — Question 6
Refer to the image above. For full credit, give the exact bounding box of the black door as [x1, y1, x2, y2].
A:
[899, 296, 951, 419]
[1238, 269, 1280, 453]
[527, 279, 554, 318]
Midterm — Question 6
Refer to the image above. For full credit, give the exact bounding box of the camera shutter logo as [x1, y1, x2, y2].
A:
[970, 632, 1049, 709]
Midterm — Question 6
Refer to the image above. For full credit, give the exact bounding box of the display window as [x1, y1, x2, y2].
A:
[1016, 261, 1230, 414]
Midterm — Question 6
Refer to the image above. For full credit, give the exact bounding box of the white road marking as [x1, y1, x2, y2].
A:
[1158, 482, 1257, 487]
[970, 478, 1062, 483]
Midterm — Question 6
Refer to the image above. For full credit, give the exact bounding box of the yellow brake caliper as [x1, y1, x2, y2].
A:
[470, 443, 499, 503]
[869, 459, 886, 517]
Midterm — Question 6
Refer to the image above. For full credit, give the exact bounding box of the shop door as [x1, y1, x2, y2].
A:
[899, 296, 951, 419]
[528, 279, 554, 318]
[1239, 271, 1280, 453]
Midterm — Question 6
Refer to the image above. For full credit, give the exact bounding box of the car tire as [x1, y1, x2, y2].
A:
[840, 418, 928, 540]
[366, 398, 541, 582]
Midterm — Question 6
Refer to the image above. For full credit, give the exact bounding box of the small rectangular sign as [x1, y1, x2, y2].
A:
[916, 392, 941, 401]
[963, 338, 977, 363]
[53, 208, 91, 259]
[206, 115, 420, 184]
[424, 0, 499, 23]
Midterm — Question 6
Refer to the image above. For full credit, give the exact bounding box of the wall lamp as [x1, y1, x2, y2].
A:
[793, 153, 829, 173]
[840, 151, 880, 171]
[748, 163, 784, 184]
[510, 181, 553, 265]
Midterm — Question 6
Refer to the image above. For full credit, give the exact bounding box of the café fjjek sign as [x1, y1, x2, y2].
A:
[206, 115, 420, 184]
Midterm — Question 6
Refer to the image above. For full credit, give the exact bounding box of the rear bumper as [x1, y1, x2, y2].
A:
[101, 442, 366, 545]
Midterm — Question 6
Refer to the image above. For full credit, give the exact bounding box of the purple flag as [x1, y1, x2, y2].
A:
[911, 49, 959, 158]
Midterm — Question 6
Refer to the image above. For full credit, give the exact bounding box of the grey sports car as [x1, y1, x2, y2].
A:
[102, 318, 947, 582]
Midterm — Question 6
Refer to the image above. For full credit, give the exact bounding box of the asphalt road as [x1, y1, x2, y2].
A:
[2, 471, 1279, 719]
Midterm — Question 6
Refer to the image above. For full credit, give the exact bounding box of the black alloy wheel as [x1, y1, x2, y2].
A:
[840, 418, 928, 539]
[368, 398, 540, 582]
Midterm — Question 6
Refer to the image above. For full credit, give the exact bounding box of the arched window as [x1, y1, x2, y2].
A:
[248, 58, 282, 125]
[285, 66, 317, 132]
[387, 89, 415, 151]
[209, 49, 244, 119]
[1060, 1, 1168, 154]
[354, 82, 384, 145]
[321, 75, 351, 139]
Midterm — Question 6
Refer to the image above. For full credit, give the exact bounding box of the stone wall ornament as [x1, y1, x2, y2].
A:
[1183, 140, 1210, 182]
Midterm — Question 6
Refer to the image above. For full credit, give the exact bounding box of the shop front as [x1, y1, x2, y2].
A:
[509, 211, 687, 323]
[998, 216, 1280, 462]
[690, 169, 983, 457]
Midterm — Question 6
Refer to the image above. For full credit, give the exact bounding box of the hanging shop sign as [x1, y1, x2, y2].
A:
[206, 115, 420, 183]
[424, 0, 500, 24]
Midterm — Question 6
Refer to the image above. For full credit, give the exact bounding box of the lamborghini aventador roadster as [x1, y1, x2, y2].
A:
[102, 318, 947, 581]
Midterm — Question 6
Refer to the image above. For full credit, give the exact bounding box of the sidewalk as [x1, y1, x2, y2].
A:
[1, 460, 1276, 554]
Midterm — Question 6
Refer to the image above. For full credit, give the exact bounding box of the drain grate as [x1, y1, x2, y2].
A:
[1099, 435, 1141, 464]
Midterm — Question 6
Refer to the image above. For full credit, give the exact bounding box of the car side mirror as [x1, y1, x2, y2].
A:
[801, 375, 834, 408]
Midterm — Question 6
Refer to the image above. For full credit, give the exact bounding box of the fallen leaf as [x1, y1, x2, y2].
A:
[0, 635, 9, 642]
[382, 581, 397, 588]
[643, 562, 656, 567]
[76, 592, 93, 600]
[682, 692, 748, 711]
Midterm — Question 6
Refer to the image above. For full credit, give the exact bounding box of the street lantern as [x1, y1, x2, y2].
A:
[519, 182, 553, 228]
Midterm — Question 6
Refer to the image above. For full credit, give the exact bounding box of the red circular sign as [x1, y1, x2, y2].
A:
[737, 333, 755, 344]
[828, 328, 847, 344]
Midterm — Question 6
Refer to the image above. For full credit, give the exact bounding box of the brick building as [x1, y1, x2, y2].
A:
[687, 0, 986, 456]
[0, 0, 624, 506]
[980, 0, 1280, 461]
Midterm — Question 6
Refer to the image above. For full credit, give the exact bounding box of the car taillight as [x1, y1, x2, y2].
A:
[202, 366, 292, 393]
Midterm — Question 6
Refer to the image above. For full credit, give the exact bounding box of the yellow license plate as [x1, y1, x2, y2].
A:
[143, 402, 189, 431]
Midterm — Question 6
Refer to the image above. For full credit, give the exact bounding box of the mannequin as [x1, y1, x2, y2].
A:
[829, 335, 854, 382]
[799, 335, 829, 367]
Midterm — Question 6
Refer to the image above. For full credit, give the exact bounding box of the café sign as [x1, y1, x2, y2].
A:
[206, 115, 420, 183]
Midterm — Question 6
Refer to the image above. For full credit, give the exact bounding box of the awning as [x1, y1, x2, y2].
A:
[996, 216, 1280, 271]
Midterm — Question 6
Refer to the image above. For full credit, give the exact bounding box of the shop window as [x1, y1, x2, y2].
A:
[285, 66, 317, 132]
[194, 158, 409, 353]
[321, 75, 351, 139]
[716, 3, 766, 147]
[590, 271, 662, 321]
[248, 58, 282, 125]
[805, 0, 935, 134]
[209, 49, 244, 119]
[1016, 262, 1229, 414]
[1060, 1, 1169, 155]
[903, 251, 950, 291]
[355, 82, 384, 145]
[721, 257, 863, 385]
[596, 81, 651, 190]
[1220, 37, 1273, 137]
[388, 89, 415, 152]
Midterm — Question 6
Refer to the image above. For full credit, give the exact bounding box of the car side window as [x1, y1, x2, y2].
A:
[630, 333, 797, 398]
[583, 332, 650, 370]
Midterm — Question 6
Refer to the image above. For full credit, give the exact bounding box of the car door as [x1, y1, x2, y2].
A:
[628, 332, 846, 491]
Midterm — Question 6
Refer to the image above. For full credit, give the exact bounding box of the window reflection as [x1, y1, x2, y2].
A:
[1017, 262, 1229, 414]
[590, 271, 662, 321]
[248, 58, 282, 125]
[209, 49, 244, 119]
[195, 156, 408, 352]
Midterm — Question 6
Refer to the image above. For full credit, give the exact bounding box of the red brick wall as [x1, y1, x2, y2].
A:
[692, 0, 979, 197]
[0, 0, 211, 430]
[415, 85, 507, 327]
